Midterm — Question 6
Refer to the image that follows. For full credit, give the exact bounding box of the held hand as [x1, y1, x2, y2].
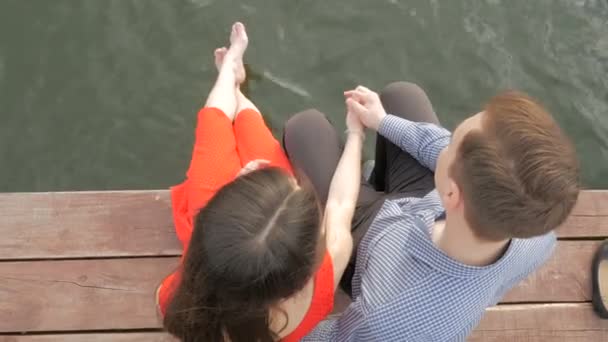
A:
[344, 86, 387, 131]
[345, 107, 365, 134]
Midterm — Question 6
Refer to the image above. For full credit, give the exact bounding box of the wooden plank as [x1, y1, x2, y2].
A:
[470, 303, 608, 341]
[2, 306, 606, 342]
[557, 214, 608, 238]
[0, 258, 179, 332]
[469, 330, 608, 342]
[0, 243, 600, 333]
[557, 190, 608, 238]
[570, 190, 608, 216]
[501, 240, 598, 303]
[0, 333, 176, 342]
[0, 257, 605, 336]
[0, 191, 181, 260]
[0, 190, 605, 260]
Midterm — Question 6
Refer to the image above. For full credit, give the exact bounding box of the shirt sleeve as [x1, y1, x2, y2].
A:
[302, 298, 373, 341]
[492, 232, 557, 304]
[377, 115, 451, 171]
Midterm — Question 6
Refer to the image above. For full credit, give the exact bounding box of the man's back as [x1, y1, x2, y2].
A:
[306, 191, 555, 341]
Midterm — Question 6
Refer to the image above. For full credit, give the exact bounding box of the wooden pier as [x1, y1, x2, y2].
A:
[0, 190, 607, 341]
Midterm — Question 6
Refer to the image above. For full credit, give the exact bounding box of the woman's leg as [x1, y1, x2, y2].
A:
[233, 92, 293, 173]
[236, 88, 261, 114]
[182, 24, 249, 213]
[213, 37, 292, 172]
[204, 23, 248, 121]
[211, 47, 256, 115]
[158, 24, 249, 313]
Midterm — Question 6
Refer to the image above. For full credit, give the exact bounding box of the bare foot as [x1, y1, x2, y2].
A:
[214, 46, 246, 85]
[222, 22, 248, 84]
[214, 47, 228, 71]
[227, 22, 248, 60]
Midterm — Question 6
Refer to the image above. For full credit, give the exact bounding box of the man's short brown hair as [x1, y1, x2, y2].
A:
[450, 91, 580, 241]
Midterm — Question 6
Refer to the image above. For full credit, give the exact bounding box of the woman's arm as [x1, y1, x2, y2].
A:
[324, 108, 365, 290]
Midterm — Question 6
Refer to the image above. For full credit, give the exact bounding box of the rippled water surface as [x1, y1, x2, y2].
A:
[0, 0, 606, 191]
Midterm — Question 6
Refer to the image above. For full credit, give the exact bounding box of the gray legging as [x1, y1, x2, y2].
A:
[282, 81, 440, 294]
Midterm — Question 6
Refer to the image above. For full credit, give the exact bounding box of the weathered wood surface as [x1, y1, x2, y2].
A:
[0, 190, 604, 262]
[0, 190, 605, 339]
[557, 190, 608, 238]
[0, 191, 180, 260]
[569, 190, 608, 216]
[0, 258, 178, 332]
[0, 333, 176, 342]
[502, 240, 599, 303]
[469, 331, 608, 342]
[2, 304, 605, 341]
[0, 241, 601, 332]
[470, 303, 608, 341]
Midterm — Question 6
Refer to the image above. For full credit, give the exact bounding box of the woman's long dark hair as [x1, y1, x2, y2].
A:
[164, 167, 323, 342]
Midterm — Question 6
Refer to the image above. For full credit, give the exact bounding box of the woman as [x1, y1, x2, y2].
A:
[157, 22, 365, 341]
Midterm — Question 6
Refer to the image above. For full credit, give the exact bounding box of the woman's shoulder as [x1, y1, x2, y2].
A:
[279, 253, 335, 342]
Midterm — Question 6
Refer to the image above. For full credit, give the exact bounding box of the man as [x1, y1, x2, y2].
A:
[283, 82, 580, 341]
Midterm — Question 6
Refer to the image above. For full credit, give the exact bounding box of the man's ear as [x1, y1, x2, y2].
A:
[443, 178, 462, 211]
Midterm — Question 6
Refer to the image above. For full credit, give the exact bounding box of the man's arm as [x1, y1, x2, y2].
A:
[493, 232, 557, 304]
[344, 85, 451, 171]
[378, 115, 451, 171]
[302, 299, 372, 341]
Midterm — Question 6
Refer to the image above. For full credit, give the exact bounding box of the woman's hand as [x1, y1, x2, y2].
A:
[345, 106, 365, 136]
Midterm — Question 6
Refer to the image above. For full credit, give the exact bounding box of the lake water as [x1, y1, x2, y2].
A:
[1, 0, 607, 192]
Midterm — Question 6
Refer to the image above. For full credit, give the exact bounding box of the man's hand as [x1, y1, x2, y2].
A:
[344, 86, 387, 131]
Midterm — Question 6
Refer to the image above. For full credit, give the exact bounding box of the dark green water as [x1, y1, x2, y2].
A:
[1, 0, 607, 192]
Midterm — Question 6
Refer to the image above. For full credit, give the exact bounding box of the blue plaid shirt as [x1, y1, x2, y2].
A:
[304, 115, 556, 341]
